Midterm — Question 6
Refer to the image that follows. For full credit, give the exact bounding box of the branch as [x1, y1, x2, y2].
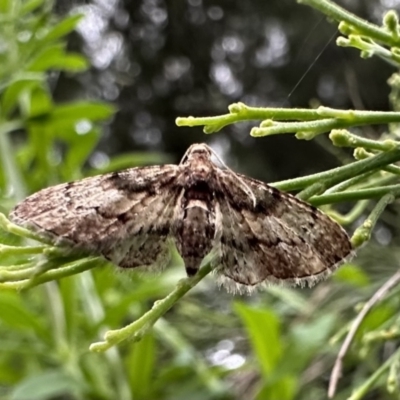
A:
[176, 103, 400, 135]
[297, 0, 400, 47]
[90, 261, 214, 352]
[272, 147, 400, 193]
[351, 194, 395, 247]
[0, 213, 102, 289]
[328, 269, 400, 398]
[309, 184, 400, 206]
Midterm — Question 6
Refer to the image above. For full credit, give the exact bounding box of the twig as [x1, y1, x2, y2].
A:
[328, 270, 400, 398]
[348, 346, 400, 400]
[351, 194, 394, 247]
[309, 184, 400, 206]
[271, 147, 400, 192]
[176, 103, 400, 134]
[297, 0, 400, 47]
[89, 261, 214, 351]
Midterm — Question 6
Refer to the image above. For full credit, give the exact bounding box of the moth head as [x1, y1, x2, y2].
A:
[180, 143, 213, 165]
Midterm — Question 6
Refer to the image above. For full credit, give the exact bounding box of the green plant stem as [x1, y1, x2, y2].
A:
[329, 270, 400, 398]
[338, 35, 400, 67]
[327, 200, 370, 225]
[351, 194, 395, 247]
[0, 119, 25, 201]
[176, 103, 322, 132]
[383, 163, 400, 176]
[78, 272, 132, 400]
[309, 184, 400, 206]
[90, 262, 214, 352]
[329, 321, 353, 346]
[361, 174, 400, 190]
[44, 281, 67, 361]
[0, 262, 35, 271]
[0, 118, 78, 385]
[252, 118, 348, 138]
[330, 129, 398, 151]
[297, 0, 400, 47]
[0, 267, 37, 282]
[353, 147, 400, 177]
[176, 103, 400, 134]
[0, 213, 53, 244]
[255, 114, 400, 137]
[364, 328, 400, 344]
[0, 257, 102, 290]
[271, 147, 400, 193]
[387, 351, 400, 393]
[0, 243, 47, 256]
[348, 347, 400, 400]
[324, 171, 377, 194]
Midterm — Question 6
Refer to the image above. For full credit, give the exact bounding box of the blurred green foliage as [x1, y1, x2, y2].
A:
[1, 1, 400, 400]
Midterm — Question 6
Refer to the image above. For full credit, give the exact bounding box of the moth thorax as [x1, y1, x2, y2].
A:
[188, 161, 214, 184]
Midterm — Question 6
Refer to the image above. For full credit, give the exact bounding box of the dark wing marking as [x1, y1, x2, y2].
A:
[10, 165, 180, 270]
[213, 170, 353, 292]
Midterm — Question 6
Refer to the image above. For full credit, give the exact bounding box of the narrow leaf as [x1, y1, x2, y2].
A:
[235, 302, 282, 376]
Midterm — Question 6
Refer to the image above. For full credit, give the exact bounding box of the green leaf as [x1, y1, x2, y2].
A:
[0, 0, 12, 14]
[22, 86, 53, 118]
[283, 314, 336, 373]
[256, 376, 297, 400]
[42, 14, 83, 42]
[57, 53, 88, 72]
[1, 76, 44, 116]
[62, 128, 99, 179]
[10, 370, 84, 400]
[28, 45, 88, 72]
[266, 286, 310, 314]
[21, 0, 44, 15]
[358, 304, 395, 338]
[235, 302, 282, 376]
[291, 314, 336, 355]
[49, 101, 116, 124]
[0, 358, 20, 384]
[58, 277, 78, 342]
[0, 292, 48, 338]
[333, 263, 370, 287]
[24, 121, 54, 190]
[127, 333, 156, 400]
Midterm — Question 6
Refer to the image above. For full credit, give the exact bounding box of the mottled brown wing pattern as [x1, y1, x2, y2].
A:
[10, 165, 180, 270]
[10, 143, 353, 292]
[213, 170, 353, 292]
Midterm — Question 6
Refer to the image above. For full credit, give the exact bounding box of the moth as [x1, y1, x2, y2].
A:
[10, 143, 353, 292]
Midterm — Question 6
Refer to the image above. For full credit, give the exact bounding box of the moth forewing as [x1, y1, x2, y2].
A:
[10, 143, 353, 292]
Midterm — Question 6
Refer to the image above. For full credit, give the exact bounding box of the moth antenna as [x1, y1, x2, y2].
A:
[179, 145, 194, 163]
[235, 175, 257, 208]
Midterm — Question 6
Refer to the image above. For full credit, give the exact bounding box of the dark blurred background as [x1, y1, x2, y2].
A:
[54, 0, 394, 182]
